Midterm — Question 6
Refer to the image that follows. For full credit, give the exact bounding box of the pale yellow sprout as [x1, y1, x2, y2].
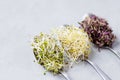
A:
[53, 25, 91, 62]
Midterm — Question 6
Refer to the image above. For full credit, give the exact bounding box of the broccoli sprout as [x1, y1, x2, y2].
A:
[31, 32, 64, 74]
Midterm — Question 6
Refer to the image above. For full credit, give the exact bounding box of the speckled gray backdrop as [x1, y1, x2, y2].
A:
[0, 0, 120, 80]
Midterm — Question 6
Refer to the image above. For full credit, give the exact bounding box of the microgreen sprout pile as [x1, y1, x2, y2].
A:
[79, 14, 116, 48]
[31, 33, 64, 74]
[53, 25, 91, 61]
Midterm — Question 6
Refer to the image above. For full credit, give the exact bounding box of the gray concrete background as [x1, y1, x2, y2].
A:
[0, 0, 120, 80]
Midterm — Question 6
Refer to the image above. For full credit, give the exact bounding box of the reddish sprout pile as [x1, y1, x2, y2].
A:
[79, 14, 116, 48]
